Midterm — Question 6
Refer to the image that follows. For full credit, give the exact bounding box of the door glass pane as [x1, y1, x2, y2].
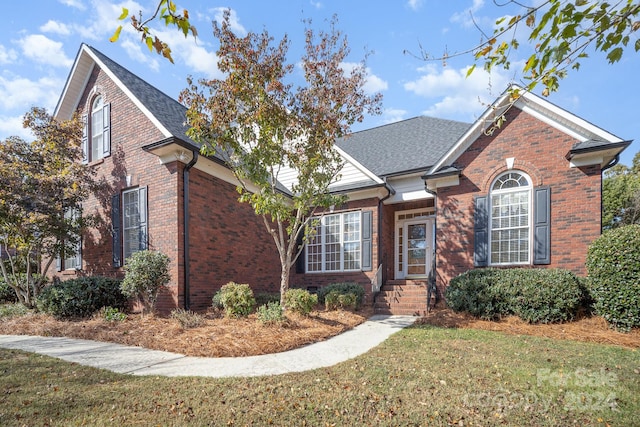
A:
[407, 224, 427, 275]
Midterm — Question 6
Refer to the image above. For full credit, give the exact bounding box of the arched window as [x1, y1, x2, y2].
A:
[91, 96, 104, 161]
[489, 171, 532, 264]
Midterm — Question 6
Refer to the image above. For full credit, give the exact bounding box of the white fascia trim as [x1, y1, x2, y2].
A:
[83, 46, 173, 139]
[334, 145, 384, 184]
[429, 90, 512, 175]
[425, 175, 460, 191]
[517, 90, 623, 143]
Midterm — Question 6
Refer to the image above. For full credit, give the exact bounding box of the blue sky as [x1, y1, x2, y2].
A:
[2, 0, 638, 165]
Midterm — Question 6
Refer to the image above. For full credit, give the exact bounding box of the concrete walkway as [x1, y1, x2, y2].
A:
[0, 315, 415, 378]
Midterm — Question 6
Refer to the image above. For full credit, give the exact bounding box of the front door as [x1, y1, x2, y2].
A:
[395, 217, 434, 279]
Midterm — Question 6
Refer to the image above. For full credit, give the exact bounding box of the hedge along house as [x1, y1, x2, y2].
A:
[51, 44, 630, 315]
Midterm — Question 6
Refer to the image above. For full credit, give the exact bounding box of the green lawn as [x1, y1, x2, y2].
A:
[1, 325, 638, 426]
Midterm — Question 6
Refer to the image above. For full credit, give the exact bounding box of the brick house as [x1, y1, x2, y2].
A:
[51, 44, 630, 314]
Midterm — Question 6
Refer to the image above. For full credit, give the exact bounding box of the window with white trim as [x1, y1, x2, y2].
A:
[489, 171, 532, 264]
[306, 211, 362, 272]
[82, 95, 111, 163]
[122, 187, 148, 260]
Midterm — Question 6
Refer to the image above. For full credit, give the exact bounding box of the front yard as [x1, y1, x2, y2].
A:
[1, 322, 638, 426]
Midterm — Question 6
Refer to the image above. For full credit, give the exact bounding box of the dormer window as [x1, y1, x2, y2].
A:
[82, 95, 111, 163]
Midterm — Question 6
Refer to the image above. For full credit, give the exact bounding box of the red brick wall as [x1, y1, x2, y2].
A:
[186, 167, 283, 311]
[49, 65, 183, 312]
[435, 107, 602, 294]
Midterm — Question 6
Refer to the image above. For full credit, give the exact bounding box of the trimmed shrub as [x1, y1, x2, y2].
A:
[586, 225, 640, 331]
[325, 291, 357, 310]
[100, 306, 127, 322]
[283, 288, 317, 315]
[446, 268, 587, 323]
[120, 250, 171, 314]
[0, 302, 29, 318]
[257, 301, 285, 324]
[37, 276, 126, 319]
[170, 309, 204, 328]
[317, 282, 365, 309]
[255, 292, 280, 307]
[214, 282, 256, 318]
[445, 268, 504, 320]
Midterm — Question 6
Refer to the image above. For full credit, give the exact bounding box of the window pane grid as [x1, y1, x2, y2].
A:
[307, 212, 362, 272]
[123, 190, 141, 260]
[490, 172, 531, 265]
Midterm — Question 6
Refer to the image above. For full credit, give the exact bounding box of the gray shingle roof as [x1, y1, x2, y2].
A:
[336, 116, 471, 177]
[87, 45, 200, 148]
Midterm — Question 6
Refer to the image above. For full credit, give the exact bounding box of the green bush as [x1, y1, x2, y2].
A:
[446, 268, 587, 323]
[214, 282, 256, 318]
[586, 225, 640, 331]
[0, 302, 30, 318]
[37, 276, 126, 319]
[317, 282, 365, 309]
[170, 308, 204, 328]
[255, 292, 280, 307]
[325, 291, 357, 311]
[0, 276, 18, 303]
[120, 250, 171, 314]
[257, 301, 285, 324]
[100, 306, 127, 322]
[283, 288, 317, 315]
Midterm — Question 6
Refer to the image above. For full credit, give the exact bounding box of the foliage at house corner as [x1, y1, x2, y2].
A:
[180, 11, 382, 303]
[0, 107, 97, 308]
[586, 224, 640, 331]
[602, 152, 640, 229]
[463, 1, 640, 96]
[120, 250, 171, 314]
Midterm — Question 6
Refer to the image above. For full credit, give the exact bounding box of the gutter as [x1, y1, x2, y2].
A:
[183, 150, 199, 310]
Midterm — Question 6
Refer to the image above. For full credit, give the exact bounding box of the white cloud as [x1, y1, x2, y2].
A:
[341, 62, 388, 95]
[58, 0, 86, 10]
[74, 0, 143, 41]
[40, 20, 72, 35]
[212, 7, 246, 35]
[121, 39, 160, 72]
[404, 63, 510, 119]
[0, 44, 17, 64]
[382, 108, 408, 124]
[0, 74, 62, 112]
[451, 0, 486, 28]
[407, 0, 423, 11]
[0, 114, 33, 140]
[154, 28, 221, 79]
[17, 35, 73, 68]
[310, 0, 323, 9]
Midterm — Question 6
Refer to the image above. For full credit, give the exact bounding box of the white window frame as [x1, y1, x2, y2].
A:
[122, 187, 147, 260]
[306, 211, 362, 273]
[489, 171, 532, 265]
[90, 95, 104, 162]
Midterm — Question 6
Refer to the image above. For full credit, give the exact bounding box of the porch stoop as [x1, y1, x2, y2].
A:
[374, 280, 431, 316]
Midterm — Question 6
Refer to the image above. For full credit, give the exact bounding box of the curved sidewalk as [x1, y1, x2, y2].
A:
[0, 315, 415, 378]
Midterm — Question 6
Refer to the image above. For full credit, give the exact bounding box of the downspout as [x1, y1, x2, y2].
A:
[375, 179, 395, 303]
[183, 150, 199, 310]
[424, 184, 438, 311]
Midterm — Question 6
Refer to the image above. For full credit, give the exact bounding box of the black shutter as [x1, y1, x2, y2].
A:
[138, 187, 148, 251]
[474, 196, 489, 267]
[112, 193, 122, 267]
[295, 229, 305, 274]
[102, 103, 111, 157]
[533, 186, 551, 265]
[361, 210, 372, 271]
[81, 114, 88, 164]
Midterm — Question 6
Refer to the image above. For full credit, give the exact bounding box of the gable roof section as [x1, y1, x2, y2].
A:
[428, 85, 631, 175]
[337, 116, 471, 177]
[54, 44, 199, 148]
